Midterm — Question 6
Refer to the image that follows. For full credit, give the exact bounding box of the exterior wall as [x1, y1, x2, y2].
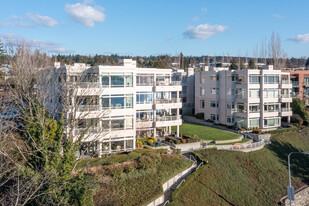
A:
[195, 66, 292, 129]
[284, 70, 309, 105]
[51, 59, 182, 155]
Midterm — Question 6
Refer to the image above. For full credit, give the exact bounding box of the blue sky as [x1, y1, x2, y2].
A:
[0, 0, 308, 57]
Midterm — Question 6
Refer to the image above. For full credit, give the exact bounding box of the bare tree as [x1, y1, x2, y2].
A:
[269, 32, 287, 69]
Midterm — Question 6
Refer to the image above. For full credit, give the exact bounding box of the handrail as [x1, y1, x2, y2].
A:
[163, 200, 170, 206]
[196, 162, 204, 171]
[175, 179, 186, 189]
[189, 155, 197, 165]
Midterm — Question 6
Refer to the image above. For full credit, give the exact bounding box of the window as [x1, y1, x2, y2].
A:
[264, 75, 279, 84]
[264, 103, 279, 112]
[250, 119, 260, 127]
[249, 75, 260, 84]
[200, 87, 205, 96]
[249, 104, 260, 113]
[236, 89, 245, 98]
[211, 88, 218, 94]
[136, 110, 153, 121]
[210, 75, 216, 81]
[263, 89, 279, 98]
[210, 101, 218, 108]
[216, 75, 220, 81]
[182, 86, 187, 95]
[237, 103, 246, 113]
[227, 103, 231, 109]
[264, 118, 280, 127]
[227, 88, 232, 95]
[102, 74, 109, 86]
[136, 92, 153, 104]
[249, 89, 260, 99]
[102, 94, 133, 109]
[200, 100, 205, 108]
[102, 73, 133, 87]
[210, 114, 216, 121]
[136, 74, 154, 86]
[227, 116, 231, 123]
[102, 116, 134, 131]
[201, 74, 205, 83]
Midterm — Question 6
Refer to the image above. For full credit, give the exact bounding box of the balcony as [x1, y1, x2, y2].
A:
[73, 127, 101, 135]
[281, 108, 292, 112]
[292, 81, 299, 87]
[77, 105, 101, 112]
[156, 81, 181, 86]
[77, 82, 101, 88]
[281, 80, 290, 84]
[304, 82, 309, 87]
[156, 98, 182, 104]
[156, 115, 180, 121]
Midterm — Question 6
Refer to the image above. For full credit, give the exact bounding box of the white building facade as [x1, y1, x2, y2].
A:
[195, 65, 292, 129]
[51, 59, 182, 155]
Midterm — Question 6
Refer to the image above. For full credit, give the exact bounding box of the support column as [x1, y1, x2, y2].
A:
[169, 126, 172, 134]
[287, 116, 291, 123]
[177, 125, 180, 137]
[98, 142, 102, 157]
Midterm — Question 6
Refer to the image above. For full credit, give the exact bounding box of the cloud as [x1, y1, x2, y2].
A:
[0, 33, 74, 53]
[183, 23, 228, 39]
[27, 13, 58, 27]
[273, 14, 284, 19]
[288, 33, 309, 44]
[65, 2, 105, 27]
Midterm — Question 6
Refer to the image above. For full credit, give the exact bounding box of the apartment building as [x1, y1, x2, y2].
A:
[50, 59, 182, 155]
[284, 69, 309, 105]
[195, 65, 292, 129]
[172, 67, 195, 115]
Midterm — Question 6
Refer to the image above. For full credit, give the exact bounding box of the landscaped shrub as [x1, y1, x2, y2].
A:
[268, 126, 298, 134]
[252, 127, 262, 134]
[136, 141, 143, 148]
[106, 164, 124, 178]
[206, 119, 214, 123]
[124, 161, 137, 173]
[165, 136, 181, 144]
[173, 149, 181, 155]
[195, 113, 204, 119]
[147, 139, 154, 144]
[151, 137, 156, 141]
[181, 139, 187, 143]
[182, 135, 199, 143]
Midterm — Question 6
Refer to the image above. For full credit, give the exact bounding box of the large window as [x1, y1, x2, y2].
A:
[136, 92, 153, 104]
[264, 118, 280, 127]
[210, 88, 219, 94]
[249, 104, 260, 113]
[102, 94, 133, 109]
[200, 100, 205, 108]
[102, 73, 133, 88]
[236, 89, 246, 98]
[237, 103, 246, 113]
[249, 75, 260, 84]
[136, 74, 154, 86]
[264, 103, 279, 112]
[250, 119, 260, 127]
[263, 89, 279, 98]
[264, 75, 279, 84]
[249, 89, 260, 99]
[210, 101, 218, 108]
[200, 87, 205, 96]
[102, 116, 134, 131]
[136, 110, 153, 121]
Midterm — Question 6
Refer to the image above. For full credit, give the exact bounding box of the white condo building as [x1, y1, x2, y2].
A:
[195, 65, 292, 129]
[50, 59, 182, 155]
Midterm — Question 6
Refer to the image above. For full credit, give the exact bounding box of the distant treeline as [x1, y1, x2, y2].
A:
[52, 53, 308, 69]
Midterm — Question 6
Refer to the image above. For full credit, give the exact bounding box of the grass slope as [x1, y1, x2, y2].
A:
[79, 149, 192, 206]
[172, 123, 239, 140]
[171, 128, 309, 206]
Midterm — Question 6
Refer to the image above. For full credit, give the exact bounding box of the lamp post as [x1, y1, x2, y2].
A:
[287, 152, 309, 206]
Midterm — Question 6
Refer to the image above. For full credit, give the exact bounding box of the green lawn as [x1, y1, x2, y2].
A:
[171, 128, 309, 206]
[172, 123, 239, 140]
[79, 149, 192, 206]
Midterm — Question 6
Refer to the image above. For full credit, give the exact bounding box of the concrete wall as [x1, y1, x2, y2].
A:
[174, 142, 201, 152]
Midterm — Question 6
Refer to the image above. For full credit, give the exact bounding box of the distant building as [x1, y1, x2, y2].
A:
[195, 65, 292, 129]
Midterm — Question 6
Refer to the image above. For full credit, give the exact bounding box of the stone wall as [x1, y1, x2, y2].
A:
[282, 186, 309, 206]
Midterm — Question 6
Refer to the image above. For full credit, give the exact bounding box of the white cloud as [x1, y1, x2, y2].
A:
[27, 13, 58, 27]
[201, 8, 208, 13]
[65, 2, 105, 27]
[288, 33, 309, 44]
[0, 33, 74, 54]
[183, 23, 228, 39]
[273, 14, 284, 19]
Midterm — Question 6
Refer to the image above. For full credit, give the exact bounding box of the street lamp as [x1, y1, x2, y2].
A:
[287, 152, 309, 206]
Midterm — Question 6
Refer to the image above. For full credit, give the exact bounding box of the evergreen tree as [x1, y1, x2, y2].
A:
[305, 57, 309, 68]
[229, 59, 238, 70]
[248, 59, 255, 69]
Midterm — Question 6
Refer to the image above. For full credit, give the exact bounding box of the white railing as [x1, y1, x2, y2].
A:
[281, 108, 292, 112]
[156, 81, 181, 86]
[77, 82, 101, 88]
[281, 80, 290, 84]
[156, 115, 180, 121]
[281, 95, 290, 98]
[156, 98, 182, 104]
[77, 105, 101, 112]
[215, 139, 271, 151]
[73, 127, 101, 135]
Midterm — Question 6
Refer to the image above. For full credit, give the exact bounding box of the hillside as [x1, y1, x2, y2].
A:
[171, 128, 309, 206]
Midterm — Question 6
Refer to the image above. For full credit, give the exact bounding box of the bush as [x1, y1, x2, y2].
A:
[291, 98, 309, 124]
[106, 164, 124, 178]
[182, 135, 199, 143]
[181, 139, 187, 143]
[165, 136, 181, 144]
[195, 113, 204, 119]
[296, 117, 304, 126]
[252, 127, 262, 134]
[138, 155, 155, 169]
[151, 137, 156, 141]
[173, 149, 181, 155]
[136, 141, 143, 148]
[147, 139, 154, 144]
[124, 161, 137, 173]
[268, 126, 298, 134]
[206, 119, 214, 123]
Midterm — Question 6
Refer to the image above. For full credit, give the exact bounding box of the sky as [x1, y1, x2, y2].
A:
[0, 0, 309, 58]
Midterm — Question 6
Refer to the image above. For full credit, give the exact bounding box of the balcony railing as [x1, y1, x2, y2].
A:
[281, 108, 292, 112]
[292, 92, 299, 97]
[77, 105, 101, 112]
[73, 127, 101, 135]
[156, 98, 182, 104]
[156, 81, 181, 86]
[292, 81, 299, 86]
[156, 115, 180, 121]
[77, 82, 101, 88]
[281, 80, 290, 84]
[281, 95, 290, 98]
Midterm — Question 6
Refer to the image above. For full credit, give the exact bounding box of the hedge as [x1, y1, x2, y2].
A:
[267, 127, 298, 134]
